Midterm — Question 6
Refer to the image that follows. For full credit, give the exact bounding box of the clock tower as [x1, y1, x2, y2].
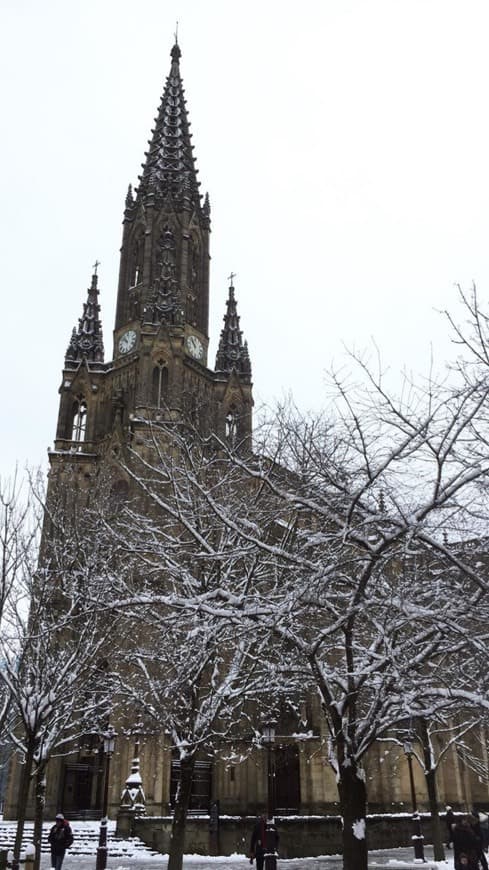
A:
[32, 39, 254, 822]
[51, 40, 253, 474]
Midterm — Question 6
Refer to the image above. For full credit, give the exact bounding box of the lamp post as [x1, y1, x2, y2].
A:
[404, 740, 425, 863]
[96, 724, 117, 870]
[262, 722, 278, 870]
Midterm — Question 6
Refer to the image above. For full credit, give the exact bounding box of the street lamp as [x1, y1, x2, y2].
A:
[96, 724, 117, 870]
[404, 740, 425, 863]
[262, 722, 278, 870]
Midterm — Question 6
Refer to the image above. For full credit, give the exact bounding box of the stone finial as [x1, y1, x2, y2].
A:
[120, 727, 146, 816]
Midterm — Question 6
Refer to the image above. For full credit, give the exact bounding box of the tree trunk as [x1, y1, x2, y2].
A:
[167, 755, 195, 870]
[425, 766, 445, 860]
[12, 743, 35, 870]
[337, 759, 368, 870]
[33, 764, 46, 870]
[418, 717, 445, 861]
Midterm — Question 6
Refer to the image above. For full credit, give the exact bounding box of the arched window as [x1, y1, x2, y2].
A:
[225, 406, 238, 446]
[152, 362, 168, 409]
[187, 292, 198, 327]
[72, 400, 87, 443]
[131, 237, 144, 287]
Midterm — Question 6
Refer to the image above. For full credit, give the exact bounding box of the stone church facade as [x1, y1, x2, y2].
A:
[4, 40, 489, 826]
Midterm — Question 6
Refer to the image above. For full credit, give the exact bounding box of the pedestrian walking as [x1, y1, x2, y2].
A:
[469, 811, 488, 870]
[452, 815, 479, 870]
[479, 810, 489, 852]
[249, 816, 267, 870]
[249, 815, 279, 870]
[446, 805, 456, 848]
[48, 813, 74, 870]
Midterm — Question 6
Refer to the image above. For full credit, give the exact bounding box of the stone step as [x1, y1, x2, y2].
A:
[0, 821, 158, 857]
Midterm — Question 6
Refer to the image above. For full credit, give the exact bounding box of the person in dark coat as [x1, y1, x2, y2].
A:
[446, 805, 456, 848]
[250, 816, 267, 870]
[48, 813, 74, 870]
[470, 811, 488, 870]
[249, 816, 279, 870]
[478, 810, 489, 852]
[452, 816, 479, 870]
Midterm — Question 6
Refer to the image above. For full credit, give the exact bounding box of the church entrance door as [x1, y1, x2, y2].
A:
[62, 762, 98, 816]
[275, 745, 300, 813]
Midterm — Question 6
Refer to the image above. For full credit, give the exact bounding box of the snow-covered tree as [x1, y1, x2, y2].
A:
[204, 361, 489, 870]
[108, 349, 489, 870]
[83, 288, 489, 870]
[0, 476, 121, 870]
[105, 428, 306, 870]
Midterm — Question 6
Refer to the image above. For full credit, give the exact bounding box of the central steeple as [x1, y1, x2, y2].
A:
[135, 42, 201, 209]
[114, 40, 210, 341]
[53, 38, 252, 458]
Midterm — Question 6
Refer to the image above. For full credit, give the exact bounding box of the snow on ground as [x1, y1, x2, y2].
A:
[37, 847, 456, 869]
[0, 821, 456, 869]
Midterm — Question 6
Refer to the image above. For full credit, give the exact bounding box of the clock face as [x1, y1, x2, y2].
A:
[118, 329, 137, 355]
[186, 334, 204, 361]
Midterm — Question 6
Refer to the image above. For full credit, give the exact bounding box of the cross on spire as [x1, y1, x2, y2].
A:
[227, 271, 237, 287]
[92, 260, 100, 275]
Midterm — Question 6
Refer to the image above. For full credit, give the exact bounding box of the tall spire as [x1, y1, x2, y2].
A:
[135, 41, 200, 208]
[215, 278, 251, 376]
[65, 267, 105, 366]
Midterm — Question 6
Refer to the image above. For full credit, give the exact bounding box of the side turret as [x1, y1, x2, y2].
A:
[214, 277, 253, 448]
[215, 279, 251, 377]
[53, 266, 107, 455]
[65, 267, 104, 368]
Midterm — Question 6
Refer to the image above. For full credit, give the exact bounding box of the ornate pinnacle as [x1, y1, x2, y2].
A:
[202, 192, 211, 228]
[136, 41, 201, 210]
[65, 268, 105, 366]
[125, 184, 134, 209]
[120, 725, 146, 816]
[215, 279, 252, 376]
[171, 40, 181, 70]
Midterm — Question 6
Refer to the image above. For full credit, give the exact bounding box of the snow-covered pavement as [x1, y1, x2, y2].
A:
[2, 822, 457, 869]
[38, 846, 456, 869]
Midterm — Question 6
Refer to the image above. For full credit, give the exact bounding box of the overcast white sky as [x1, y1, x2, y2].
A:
[1, 0, 489, 480]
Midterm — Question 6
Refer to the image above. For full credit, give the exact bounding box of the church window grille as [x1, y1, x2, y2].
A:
[187, 292, 198, 327]
[71, 400, 87, 443]
[152, 362, 168, 409]
[170, 758, 212, 812]
[131, 238, 144, 287]
[187, 238, 200, 287]
[225, 406, 238, 446]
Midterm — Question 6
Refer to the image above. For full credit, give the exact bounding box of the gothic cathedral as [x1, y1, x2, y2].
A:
[4, 39, 486, 833]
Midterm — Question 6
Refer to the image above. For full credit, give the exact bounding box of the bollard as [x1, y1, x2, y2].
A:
[5, 845, 35, 869]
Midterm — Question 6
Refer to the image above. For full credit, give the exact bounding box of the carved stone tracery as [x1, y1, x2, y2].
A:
[150, 226, 178, 323]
